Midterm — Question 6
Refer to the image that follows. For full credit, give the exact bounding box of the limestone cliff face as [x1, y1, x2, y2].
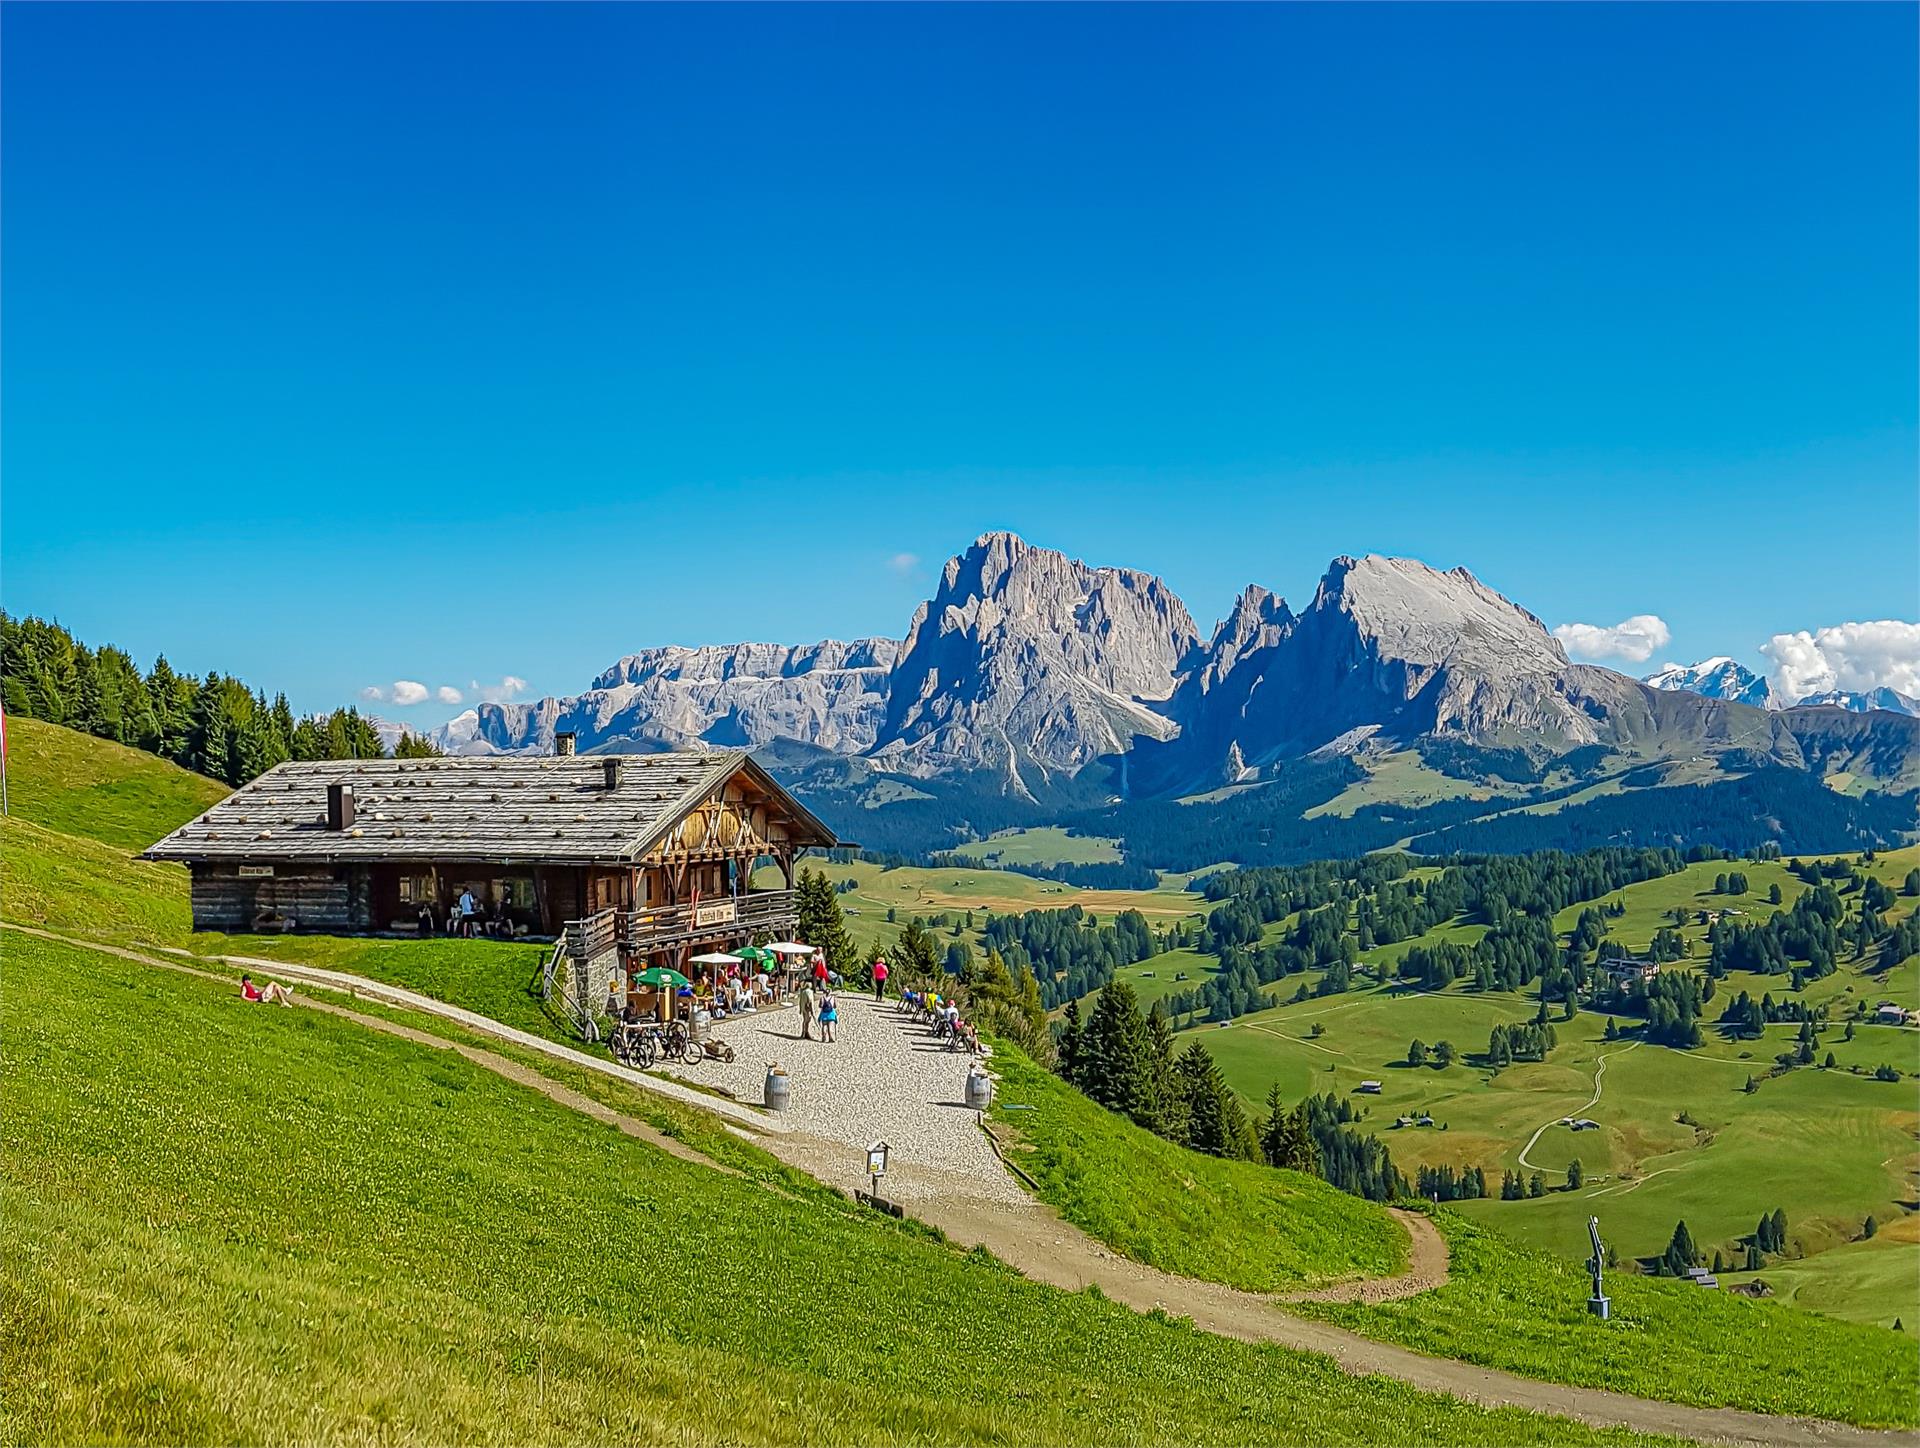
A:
[867, 532, 1202, 783]
[430, 538, 1920, 801]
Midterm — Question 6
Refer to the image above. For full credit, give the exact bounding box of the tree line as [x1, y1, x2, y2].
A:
[1055, 982, 1407, 1200]
[1, 610, 437, 786]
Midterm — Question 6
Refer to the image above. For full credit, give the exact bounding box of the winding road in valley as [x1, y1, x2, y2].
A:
[1516, 1039, 1641, 1171]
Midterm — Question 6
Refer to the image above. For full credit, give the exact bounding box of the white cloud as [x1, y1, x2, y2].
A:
[434, 685, 464, 705]
[1761, 620, 1920, 703]
[1552, 614, 1672, 664]
[359, 685, 385, 702]
[470, 675, 529, 705]
[887, 552, 919, 576]
[388, 680, 430, 706]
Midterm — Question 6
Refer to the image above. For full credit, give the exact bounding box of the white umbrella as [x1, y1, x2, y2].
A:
[766, 942, 816, 956]
[690, 951, 744, 965]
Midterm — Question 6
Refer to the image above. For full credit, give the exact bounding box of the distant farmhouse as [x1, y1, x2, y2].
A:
[1595, 955, 1660, 987]
[143, 735, 840, 979]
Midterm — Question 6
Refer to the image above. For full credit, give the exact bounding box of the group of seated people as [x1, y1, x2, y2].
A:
[706, 967, 776, 1019]
[415, 889, 529, 940]
[900, 987, 981, 1054]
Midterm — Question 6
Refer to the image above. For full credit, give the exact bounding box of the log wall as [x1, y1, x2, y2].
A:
[189, 863, 372, 933]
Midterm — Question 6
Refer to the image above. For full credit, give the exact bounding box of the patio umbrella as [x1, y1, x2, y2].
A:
[766, 942, 816, 956]
[735, 945, 772, 962]
[688, 952, 743, 966]
[632, 966, 693, 988]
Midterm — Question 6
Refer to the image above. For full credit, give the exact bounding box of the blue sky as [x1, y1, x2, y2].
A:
[5, 3, 1915, 723]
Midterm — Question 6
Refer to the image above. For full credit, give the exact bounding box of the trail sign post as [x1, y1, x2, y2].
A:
[867, 1140, 889, 1199]
[1587, 1216, 1611, 1320]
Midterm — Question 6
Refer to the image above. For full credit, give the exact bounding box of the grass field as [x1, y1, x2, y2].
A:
[0, 716, 229, 850]
[1719, 1213, 1920, 1333]
[3, 929, 1661, 1448]
[1295, 1210, 1918, 1427]
[988, 1044, 1409, 1293]
[1304, 749, 1517, 819]
[951, 825, 1123, 866]
[1192, 976, 1920, 1298]
[763, 856, 1211, 962]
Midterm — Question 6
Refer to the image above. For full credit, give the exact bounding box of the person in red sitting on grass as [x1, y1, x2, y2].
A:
[239, 973, 295, 1007]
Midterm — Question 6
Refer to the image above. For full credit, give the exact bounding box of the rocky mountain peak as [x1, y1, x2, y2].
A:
[1312, 554, 1569, 673]
[1643, 657, 1779, 710]
[872, 533, 1201, 779]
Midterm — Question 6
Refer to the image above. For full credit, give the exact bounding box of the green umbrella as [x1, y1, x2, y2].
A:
[736, 946, 772, 962]
[632, 966, 692, 989]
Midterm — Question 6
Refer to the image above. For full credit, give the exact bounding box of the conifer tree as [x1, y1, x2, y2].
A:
[1056, 998, 1085, 1086]
[1663, 1219, 1699, 1277]
[796, 867, 859, 978]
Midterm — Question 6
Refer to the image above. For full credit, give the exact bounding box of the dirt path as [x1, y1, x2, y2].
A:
[912, 1191, 1912, 1448]
[22, 925, 1914, 1448]
[1517, 1040, 1640, 1170]
[1282, 1209, 1449, 1304]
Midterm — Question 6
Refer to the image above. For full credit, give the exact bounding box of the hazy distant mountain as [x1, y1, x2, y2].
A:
[1643, 658, 1780, 710]
[1796, 687, 1920, 718]
[1643, 658, 1918, 718]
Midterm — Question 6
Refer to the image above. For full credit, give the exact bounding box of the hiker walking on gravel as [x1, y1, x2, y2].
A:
[818, 990, 839, 1042]
[871, 957, 888, 1001]
[797, 983, 816, 1040]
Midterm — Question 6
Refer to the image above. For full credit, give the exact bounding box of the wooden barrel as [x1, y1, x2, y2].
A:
[964, 1069, 993, 1111]
[764, 1068, 791, 1111]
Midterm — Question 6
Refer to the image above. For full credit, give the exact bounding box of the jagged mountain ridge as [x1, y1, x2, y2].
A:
[1643, 658, 1920, 718]
[430, 533, 1920, 805]
[435, 637, 898, 756]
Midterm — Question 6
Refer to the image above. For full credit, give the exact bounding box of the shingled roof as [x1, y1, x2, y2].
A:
[142, 752, 836, 865]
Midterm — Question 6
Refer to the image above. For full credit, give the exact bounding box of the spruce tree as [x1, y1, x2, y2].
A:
[1143, 1004, 1182, 1139]
[1663, 1219, 1699, 1277]
[1056, 998, 1085, 1086]
[1081, 982, 1153, 1123]
[795, 867, 859, 979]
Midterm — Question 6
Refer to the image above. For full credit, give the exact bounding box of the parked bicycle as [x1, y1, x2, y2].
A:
[609, 1018, 656, 1069]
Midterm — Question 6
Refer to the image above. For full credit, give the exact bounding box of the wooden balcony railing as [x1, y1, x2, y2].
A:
[617, 888, 797, 951]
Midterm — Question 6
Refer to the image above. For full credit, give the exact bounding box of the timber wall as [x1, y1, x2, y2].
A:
[189, 863, 373, 933]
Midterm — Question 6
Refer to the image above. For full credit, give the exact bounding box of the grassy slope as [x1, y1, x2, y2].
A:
[1719, 1214, 1920, 1332]
[760, 855, 1210, 962]
[989, 1045, 1408, 1293]
[951, 824, 1123, 866]
[1296, 1211, 1918, 1428]
[2, 715, 229, 849]
[1197, 980, 1920, 1309]
[1168, 848, 1920, 1321]
[1, 931, 1649, 1448]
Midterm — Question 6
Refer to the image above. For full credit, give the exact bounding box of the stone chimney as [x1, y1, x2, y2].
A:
[555, 731, 577, 757]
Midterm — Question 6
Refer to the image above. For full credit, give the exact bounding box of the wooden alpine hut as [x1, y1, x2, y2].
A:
[142, 742, 841, 1012]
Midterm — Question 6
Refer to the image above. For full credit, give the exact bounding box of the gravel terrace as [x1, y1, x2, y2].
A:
[663, 992, 1030, 1208]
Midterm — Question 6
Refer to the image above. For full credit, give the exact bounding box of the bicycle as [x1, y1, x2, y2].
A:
[609, 1019, 657, 1070]
[661, 1018, 703, 1065]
